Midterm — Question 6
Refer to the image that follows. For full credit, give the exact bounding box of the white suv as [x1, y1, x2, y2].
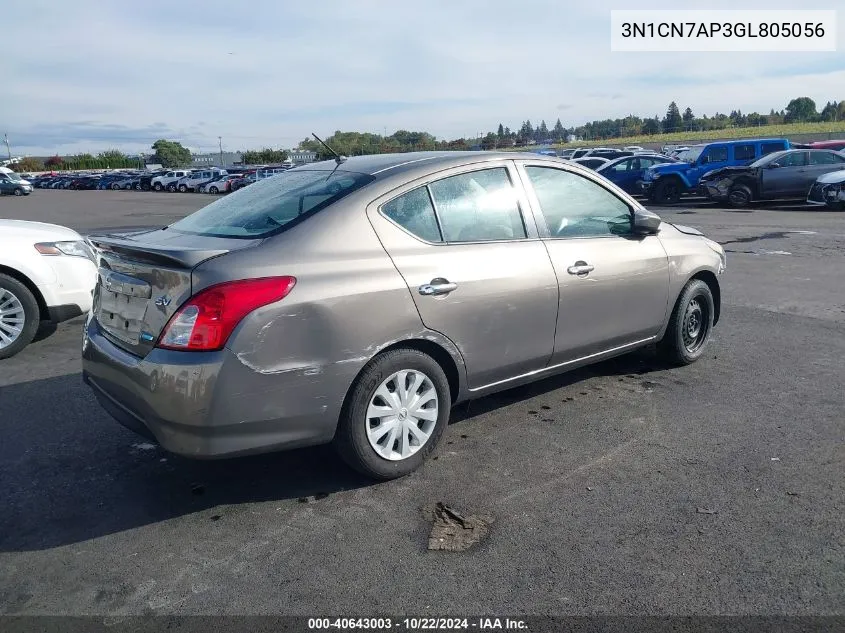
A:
[0, 220, 97, 359]
[151, 169, 193, 192]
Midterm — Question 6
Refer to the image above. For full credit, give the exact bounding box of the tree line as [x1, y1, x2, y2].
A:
[10, 96, 844, 172]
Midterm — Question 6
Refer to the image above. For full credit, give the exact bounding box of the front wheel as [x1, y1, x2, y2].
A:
[659, 279, 715, 366]
[334, 348, 451, 480]
[0, 274, 40, 359]
[728, 185, 752, 208]
[167, 184, 177, 192]
[13, 188, 24, 196]
[209, 186, 218, 194]
[652, 178, 683, 204]
[111, 183, 121, 190]
[153, 183, 163, 191]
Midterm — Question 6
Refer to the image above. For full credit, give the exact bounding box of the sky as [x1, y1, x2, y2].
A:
[3, 0, 844, 156]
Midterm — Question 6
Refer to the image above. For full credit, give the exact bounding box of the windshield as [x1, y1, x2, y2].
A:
[4, 172, 22, 182]
[168, 168, 376, 238]
[677, 146, 705, 163]
[749, 151, 785, 168]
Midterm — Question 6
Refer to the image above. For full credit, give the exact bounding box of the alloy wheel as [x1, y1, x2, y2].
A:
[365, 369, 439, 461]
[0, 288, 26, 349]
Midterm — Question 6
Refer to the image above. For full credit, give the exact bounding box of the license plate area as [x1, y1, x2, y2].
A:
[95, 270, 151, 345]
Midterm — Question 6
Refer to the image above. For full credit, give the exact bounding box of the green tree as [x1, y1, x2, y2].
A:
[151, 139, 192, 168]
[682, 107, 695, 127]
[98, 149, 128, 167]
[536, 120, 549, 142]
[11, 157, 44, 172]
[642, 117, 661, 135]
[553, 118, 565, 140]
[496, 123, 504, 138]
[44, 155, 63, 169]
[820, 101, 840, 122]
[662, 102, 682, 133]
[784, 97, 818, 123]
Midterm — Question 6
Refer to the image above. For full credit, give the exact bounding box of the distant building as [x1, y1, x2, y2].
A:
[191, 151, 243, 168]
[288, 149, 317, 164]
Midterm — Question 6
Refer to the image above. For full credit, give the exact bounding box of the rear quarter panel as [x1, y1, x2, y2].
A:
[190, 187, 467, 437]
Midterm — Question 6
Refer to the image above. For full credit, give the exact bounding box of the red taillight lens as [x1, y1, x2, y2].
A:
[156, 276, 296, 351]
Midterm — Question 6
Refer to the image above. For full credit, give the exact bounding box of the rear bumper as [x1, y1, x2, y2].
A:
[81, 315, 342, 458]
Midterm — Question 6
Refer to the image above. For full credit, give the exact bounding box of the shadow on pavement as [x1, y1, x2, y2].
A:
[0, 349, 665, 553]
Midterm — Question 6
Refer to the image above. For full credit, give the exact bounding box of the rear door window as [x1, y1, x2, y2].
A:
[778, 152, 807, 167]
[702, 146, 728, 164]
[734, 144, 756, 160]
[761, 142, 786, 155]
[809, 151, 842, 165]
[381, 187, 443, 243]
[427, 168, 526, 242]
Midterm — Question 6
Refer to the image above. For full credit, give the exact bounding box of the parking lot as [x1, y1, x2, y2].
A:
[1, 190, 843, 616]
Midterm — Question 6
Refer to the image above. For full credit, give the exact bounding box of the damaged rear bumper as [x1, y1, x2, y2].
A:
[81, 314, 344, 458]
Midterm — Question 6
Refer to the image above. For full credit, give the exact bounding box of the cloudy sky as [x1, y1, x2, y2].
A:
[4, 0, 843, 156]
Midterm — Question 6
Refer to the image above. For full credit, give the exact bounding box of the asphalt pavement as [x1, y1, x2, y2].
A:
[1, 190, 843, 617]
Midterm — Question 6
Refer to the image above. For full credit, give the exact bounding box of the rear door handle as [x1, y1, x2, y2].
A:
[567, 262, 594, 276]
[419, 278, 458, 296]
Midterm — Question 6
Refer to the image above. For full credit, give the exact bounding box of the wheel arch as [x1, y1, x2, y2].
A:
[0, 265, 49, 320]
[689, 270, 721, 325]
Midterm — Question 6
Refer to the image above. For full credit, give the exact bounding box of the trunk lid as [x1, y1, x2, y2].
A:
[87, 228, 262, 356]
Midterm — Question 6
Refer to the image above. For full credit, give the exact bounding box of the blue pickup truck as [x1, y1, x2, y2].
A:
[638, 138, 790, 203]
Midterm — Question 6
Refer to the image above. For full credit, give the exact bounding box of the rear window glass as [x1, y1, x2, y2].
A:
[734, 144, 755, 160]
[168, 169, 375, 238]
[761, 142, 785, 155]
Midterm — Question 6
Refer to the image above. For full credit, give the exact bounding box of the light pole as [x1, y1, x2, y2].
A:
[218, 136, 224, 168]
[3, 133, 11, 162]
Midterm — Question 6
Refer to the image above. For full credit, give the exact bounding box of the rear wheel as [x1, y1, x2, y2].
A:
[153, 182, 163, 191]
[13, 188, 24, 196]
[167, 183, 177, 192]
[652, 177, 683, 204]
[178, 184, 188, 192]
[111, 183, 121, 190]
[334, 348, 451, 480]
[209, 186, 219, 194]
[659, 279, 715, 366]
[728, 184, 752, 208]
[0, 274, 40, 359]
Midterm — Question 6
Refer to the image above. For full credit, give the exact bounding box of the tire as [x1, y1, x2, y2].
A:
[153, 182, 163, 191]
[178, 184, 187, 193]
[167, 184, 177, 192]
[13, 188, 24, 196]
[111, 183, 120, 190]
[652, 177, 683, 204]
[209, 186, 218, 194]
[658, 279, 715, 366]
[134, 184, 142, 191]
[0, 273, 40, 360]
[728, 184, 752, 208]
[334, 348, 451, 480]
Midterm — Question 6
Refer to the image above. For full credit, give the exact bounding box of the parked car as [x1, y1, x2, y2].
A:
[570, 157, 611, 170]
[791, 140, 845, 152]
[639, 138, 790, 203]
[624, 146, 646, 152]
[112, 176, 142, 190]
[0, 171, 34, 196]
[0, 219, 97, 359]
[699, 149, 845, 207]
[200, 174, 241, 194]
[176, 169, 228, 193]
[229, 172, 257, 191]
[807, 169, 845, 210]
[151, 169, 193, 192]
[139, 170, 168, 191]
[69, 176, 100, 190]
[82, 151, 725, 479]
[584, 148, 634, 161]
[596, 154, 677, 194]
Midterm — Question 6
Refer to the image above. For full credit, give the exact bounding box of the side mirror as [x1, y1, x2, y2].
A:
[633, 209, 662, 235]
[768, 162, 781, 169]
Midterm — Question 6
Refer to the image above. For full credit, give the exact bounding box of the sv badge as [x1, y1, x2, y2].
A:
[154, 296, 172, 307]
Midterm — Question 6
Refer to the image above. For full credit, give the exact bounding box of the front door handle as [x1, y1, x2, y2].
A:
[567, 261, 594, 276]
[419, 278, 458, 296]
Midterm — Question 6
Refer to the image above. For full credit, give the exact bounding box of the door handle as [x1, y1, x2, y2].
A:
[418, 278, 458, 296]
[567, 261, 594, 276]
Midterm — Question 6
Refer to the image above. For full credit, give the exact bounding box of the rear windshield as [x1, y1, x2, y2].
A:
[167, 168, 375, 238]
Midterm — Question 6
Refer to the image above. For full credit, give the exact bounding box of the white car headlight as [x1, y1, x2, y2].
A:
[34, 240, 94, 260]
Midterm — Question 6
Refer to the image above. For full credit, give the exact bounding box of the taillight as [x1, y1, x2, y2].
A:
[156, 276, 296, 351]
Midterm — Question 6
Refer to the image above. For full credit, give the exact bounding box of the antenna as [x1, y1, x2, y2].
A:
[311, 133, 346, 164]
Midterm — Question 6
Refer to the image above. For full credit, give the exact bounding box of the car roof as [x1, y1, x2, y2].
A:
[291, 151, 569, 178]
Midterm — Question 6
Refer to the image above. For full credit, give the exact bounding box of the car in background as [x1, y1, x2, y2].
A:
[700, 149, 845, 207]
[151, 169, 193, 192]
[200, 174, 241, 194]
[596, 154, 677, 194]
[229, 172, 257, 191]
[807, 169, 845, 210]
[791, 140, 845, 152]
[569, 157, 611, 170]
[139, 170, 168, 191]
[81, 151, 725, 479]
[176, 168, 228, 192]
[624, 146, 646, 152]
[0, 171, 34, 196]
[639, 138, 790, 204]
[0, 219, 97, 359]
[68, 176, 100, 190]
[111, 175, 142, 190]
